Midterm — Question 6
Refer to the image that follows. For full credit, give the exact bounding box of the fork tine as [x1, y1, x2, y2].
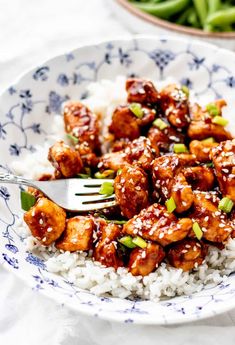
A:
[76, 178, 114, 195]
[80, 194, 115, 204]
[79, 200, 117, 211]
[82, 178, 114, 187]
[75, 188, 102, 195]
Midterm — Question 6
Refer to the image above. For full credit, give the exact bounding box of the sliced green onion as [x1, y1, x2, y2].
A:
[117, 168, 122, 175]
[77, 173, 91, 179]
[218, 197, 234, 213]
[67, 133, 79, 144]
[192, 222, 203, 240]
[181, 85, 190, 97]
[153, 118, 168, 130]
[99, 181, 114, 196]
[108, 220, 127, 225]
[94, 170, 115, 179]
[20, 190, 36, 211]
[129, 103, 144, 119]
[132, 236, 147, 249]
[206, 103, 220, 116]
[118, 236, 137, 249]
[165, 197, 177, 213]
[201, 137, 215, 144]
[212, 116, 229, 127]
[173, 143, 188, 153]
[205, 162, 214, 168]
[84, 167, 91, 176]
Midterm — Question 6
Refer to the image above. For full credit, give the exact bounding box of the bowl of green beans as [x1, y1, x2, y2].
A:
[112, 0, 235, 50]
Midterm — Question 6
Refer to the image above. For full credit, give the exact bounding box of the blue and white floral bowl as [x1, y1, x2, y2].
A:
[1, 35, 235, 325]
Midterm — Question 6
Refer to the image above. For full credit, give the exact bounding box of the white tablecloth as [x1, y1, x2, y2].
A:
[1, 1, 235, 343]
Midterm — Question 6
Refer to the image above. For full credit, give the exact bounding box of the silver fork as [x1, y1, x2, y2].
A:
[0, 173, 116, 212]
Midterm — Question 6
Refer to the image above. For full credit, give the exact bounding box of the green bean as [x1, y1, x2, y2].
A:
[188, 10, 200, 28]
[176, 7, 194, 25]
[128, 0, 235, 32]
[207, 0, 221, 15]
[193, 0, 208, 27]
[207, 7, 235, 26]
[205, 0, 221, 31]
[131, 0, 190, 19]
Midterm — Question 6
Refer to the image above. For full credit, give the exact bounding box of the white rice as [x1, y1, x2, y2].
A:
[11, 76, 235, 301]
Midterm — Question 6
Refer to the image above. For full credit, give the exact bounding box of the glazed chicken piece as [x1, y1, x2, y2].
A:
[99, 136, 157, 172]
[189, 192, 233, 243]
[55, 216, 94, 251]
[188, 103, 232, 142]
[190, 100, 227, 121]
[93, 220, 123, 269]
[128, 243, 165, 276]
[98, 151, 127, 172]
[168, 239, 208, 271]
[152, 155, 194, 213]
[63, 101, 100, 152]
[48, 140, 83, 178]
[24, 197, 66, 246]
[182, 166, 215, 191]
[147, 125, 185, 153]
[109, 104, 155, 140]
[210, 139, 235, 202]
[112, 138, 130, 152]
[188, 120, 232, 142]
[76, 142, 99, 169]
[126, 78, 159, 104]
[124, 136, 158, 171]
[159, 84, 190, 128]
[123, 204, 192, 247]
[114, 165, 149, 219]
[189, 140, 218, 163]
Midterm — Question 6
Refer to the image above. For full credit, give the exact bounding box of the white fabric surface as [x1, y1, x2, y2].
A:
[1, 1, 235, 344]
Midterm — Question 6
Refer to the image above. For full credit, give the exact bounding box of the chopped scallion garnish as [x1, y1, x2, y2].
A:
[181, 85, 189, 97]
[192, 222, 203, 240]
[205, 162, 214, 168]
[99, 181, 114, 196]
[173, 143, 188, 153]
[153, 118, 168, 130]
[77, 173, 91, 179]
[201, 137, 215, 144]
[218, 197, 234, 213]
[132, 236, 147, 249]
[118, 236, 136, 249]
[206, 103, 219, 117]
[67, 133, 79, 144]
[20, 190, 36, 211]
[84, 167, 91, 176]
[129, 103, 144, 119]
[212, 116, 229, 127]
[94, 170, 115, 179]
[117, 168, 122, 175]
[108, 220, 127, 225]
[165, 197, 176, 213]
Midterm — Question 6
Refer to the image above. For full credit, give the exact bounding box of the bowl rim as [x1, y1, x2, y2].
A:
[2, 34, 235, 325]
[116, 0, 235, 39]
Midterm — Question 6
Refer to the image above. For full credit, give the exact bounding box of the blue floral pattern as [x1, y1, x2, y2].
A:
[0, 37, 235, 325]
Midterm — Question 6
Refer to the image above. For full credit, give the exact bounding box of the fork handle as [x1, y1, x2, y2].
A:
[0, 173, 38, 189]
